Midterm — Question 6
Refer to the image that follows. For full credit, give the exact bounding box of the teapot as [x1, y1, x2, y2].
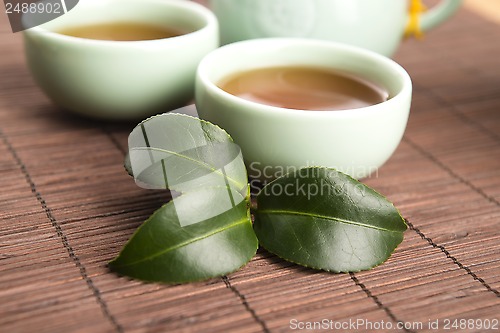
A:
[208, 0, 462, 56]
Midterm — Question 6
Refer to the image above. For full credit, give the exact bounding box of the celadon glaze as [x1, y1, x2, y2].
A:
[209, 0, 462, 56]
[195, 39, 412, 179]
[23, 0, 219, 120]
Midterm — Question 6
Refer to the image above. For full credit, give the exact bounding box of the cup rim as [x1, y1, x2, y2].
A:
[22, 0, 217, 45]
[197, 38, 412, 116]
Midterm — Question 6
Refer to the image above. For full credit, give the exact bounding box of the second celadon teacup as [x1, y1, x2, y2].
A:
[23, 0, 218, 120]
[209, 0, 462, 57]
[195, 38, 412, 180]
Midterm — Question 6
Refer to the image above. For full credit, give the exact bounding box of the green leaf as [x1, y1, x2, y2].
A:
[111, 113, 257, 283]
[110, 186, 256, 283]
[254, 167, 406, 273]
[127, 113, 248, 195]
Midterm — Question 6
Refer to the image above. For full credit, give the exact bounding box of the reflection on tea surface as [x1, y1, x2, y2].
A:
[218, 66, 389, 111]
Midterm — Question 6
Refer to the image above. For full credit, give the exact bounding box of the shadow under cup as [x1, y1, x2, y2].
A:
[23, 0, 218, 120]
[195, 38, 412, 180]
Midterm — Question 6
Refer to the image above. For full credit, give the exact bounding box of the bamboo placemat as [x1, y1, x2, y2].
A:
[1, 3, 499, 333]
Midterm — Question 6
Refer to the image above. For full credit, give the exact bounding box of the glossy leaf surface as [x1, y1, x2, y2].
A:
[127, 113, 247, 195]
[254, 167, 406, 272]
[110, 113, 256, 283]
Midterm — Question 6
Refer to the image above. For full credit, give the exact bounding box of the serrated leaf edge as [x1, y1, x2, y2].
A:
[258, 233, 404, 274]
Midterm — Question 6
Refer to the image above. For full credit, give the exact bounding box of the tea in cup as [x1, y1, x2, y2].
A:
[23, 0, 219, 120]
[195, 38, 412, 179]
[218, 66, 389, 111]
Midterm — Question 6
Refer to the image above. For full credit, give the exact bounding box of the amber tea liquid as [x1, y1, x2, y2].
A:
[57, 21, 187, 41]
[218, 66, 389, 111]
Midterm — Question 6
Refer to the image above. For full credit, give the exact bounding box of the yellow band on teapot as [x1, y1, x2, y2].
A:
[405, 0, 427, 38]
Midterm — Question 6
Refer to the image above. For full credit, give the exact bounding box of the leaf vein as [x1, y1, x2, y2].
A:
[111, 217, 250, 268]
[131, 146, 245, 190]
[258, 210, 401, 233]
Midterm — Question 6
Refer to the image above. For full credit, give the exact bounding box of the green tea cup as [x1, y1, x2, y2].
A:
[195, 38, 412, 180]
[23, 0, 218, 120]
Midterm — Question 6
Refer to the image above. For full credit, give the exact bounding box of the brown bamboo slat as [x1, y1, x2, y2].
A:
[1, 3, 499, 333]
